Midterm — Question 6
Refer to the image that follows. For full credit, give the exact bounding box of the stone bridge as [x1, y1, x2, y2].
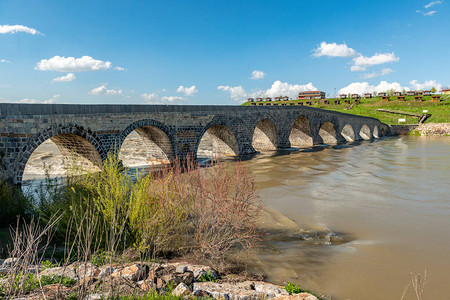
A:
[0, 103, 389, 185]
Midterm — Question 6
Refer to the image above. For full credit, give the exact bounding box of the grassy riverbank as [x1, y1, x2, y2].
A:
[0, 154, 267, 299]
[242, 96, 450, 125]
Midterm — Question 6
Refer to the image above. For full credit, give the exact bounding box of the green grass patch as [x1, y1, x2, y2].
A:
[243, 96, 450, 125]
[285, 282, 319, 298]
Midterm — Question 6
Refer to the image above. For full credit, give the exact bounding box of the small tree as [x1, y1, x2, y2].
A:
[431, 87, 437, 93]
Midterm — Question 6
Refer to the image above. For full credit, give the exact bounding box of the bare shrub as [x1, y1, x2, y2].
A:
[189, 161, 262, 262]
[4, 215, 61, 298]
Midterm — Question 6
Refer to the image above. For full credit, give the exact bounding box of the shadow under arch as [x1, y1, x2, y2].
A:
[252, 118, 278, 151]
[341, 124, 356, 142]
[289, 115, 313, 147]
[318, 121, 338, 145]
[359, 124, 371, 140]
[197, 123, 240, 159]
[18, 124, 105, 185]
[118, 119, 176, 166]
[373, 125, 379, 138]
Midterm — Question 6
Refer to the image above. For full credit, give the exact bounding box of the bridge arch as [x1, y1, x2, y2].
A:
[252, 117, 278, 151]
[318, 121, 338, 144]
[341, 124, 356, 142]
[196, 121, 240, 159]
[289, 115, 313, 147]
[118, 119, 176, 166]
[373, 125, 379, 138]
[359, 124, 371, 140]
[17, 124, 106, 184]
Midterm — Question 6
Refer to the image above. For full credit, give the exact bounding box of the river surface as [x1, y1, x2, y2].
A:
[241, 136, 450, 300]
[22, 135, 449, 299]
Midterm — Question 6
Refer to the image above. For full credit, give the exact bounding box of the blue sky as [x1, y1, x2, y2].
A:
[0, 0, 449, 105]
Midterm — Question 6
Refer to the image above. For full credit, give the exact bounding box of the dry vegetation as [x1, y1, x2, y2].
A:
[0, 153, 262, 299]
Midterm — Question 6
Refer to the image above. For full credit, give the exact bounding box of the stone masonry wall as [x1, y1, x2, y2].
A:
[0, 104, 387, 185]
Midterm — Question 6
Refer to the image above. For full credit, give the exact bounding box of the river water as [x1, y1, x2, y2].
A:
[241, 136, 450, 300]
[22, 135, 449, 299]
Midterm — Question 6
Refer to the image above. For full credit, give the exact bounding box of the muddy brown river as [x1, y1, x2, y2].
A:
[23, 135, 449, 300]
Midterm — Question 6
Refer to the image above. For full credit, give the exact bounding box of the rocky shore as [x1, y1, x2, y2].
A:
[0, 259, 319, 300]
[414, 122, 450, 136]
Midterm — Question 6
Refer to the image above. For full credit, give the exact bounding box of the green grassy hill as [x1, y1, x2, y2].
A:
[242, 96, 450, 125]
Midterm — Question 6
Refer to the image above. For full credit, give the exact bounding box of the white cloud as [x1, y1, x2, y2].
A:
[417, 9, 437, 15]
[218, 80, 317, 102]
[114, 66, 125, 71]
[0, 94, 60, 104]
[51, 73, 76, 83]
[338, 81, 408, 95]
[218, 86, 248, 101]
[0, 24, 42, 35]
[409, 80, 442, 91]
[141, 93, 185, 104]
[250, 70, 266, 80]
[425, 0, 442, 9]
[363, 68, 393, 79]
[35, 56, 112, 72]
[351, 52, 399, 71]
[89, 84, 122, 95]
[177, 85, 198, 96]
[313, 42, 357, 57]
[0, 59, 10, 63]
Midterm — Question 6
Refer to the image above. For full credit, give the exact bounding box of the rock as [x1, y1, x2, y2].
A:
[3, 257, 20, 267]
[172, 282, 191, 297]
[112, 264, 145, 281]
[193, 281, 290, 300]
[98, 265, 115, 278]
[139, 280, 156, 292]
[0, 266, 9, 275]
[86, 294, 102, 300]
[76, 262, 99, 279]
[176, 265, 187, 274]
[274, 293, 319, 300]
[39, 266, 77, 280]
[254, 282, 289, 298]
[193, 282, 263, 300]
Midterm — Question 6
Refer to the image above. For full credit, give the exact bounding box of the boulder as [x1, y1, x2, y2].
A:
[172, 283, 191, 297]
[193, 281, 290, 300]
[3, 257, 20, 267]
[39, 266, 77, 280]
[176, 265, 187, 274]
[254, 282, 289, 298]
[76, 262, 100, 279]
[274, 294, 319, 300]
[193, 282, 262, 300]
[112, 264, 145, 281]
[98, 265, 115, 279]
[0, 266, 9, 275]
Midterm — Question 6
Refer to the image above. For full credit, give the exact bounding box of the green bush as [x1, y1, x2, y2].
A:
[0, 180, 34, 227]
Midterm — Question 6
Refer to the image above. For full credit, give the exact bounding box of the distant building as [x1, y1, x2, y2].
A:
[247, 98, 254, 102]
[274, 97, 280, 101]
[283, 96, 289, 101]
[378, 92, 387, 97]
[441, 89, 450, 95]
[393, 91, 402, 96]
[339, 94, 347, 99]
[416, 90, 423, 96]
[351, 93, 360, 99]
[406, 91, 415, 96]
[256, 97, 263, 101]
[298, 91, 326, 100]
[364, 93, 372, 98]
[423, 90, 431, 96]
[265, 97, 272, 101]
